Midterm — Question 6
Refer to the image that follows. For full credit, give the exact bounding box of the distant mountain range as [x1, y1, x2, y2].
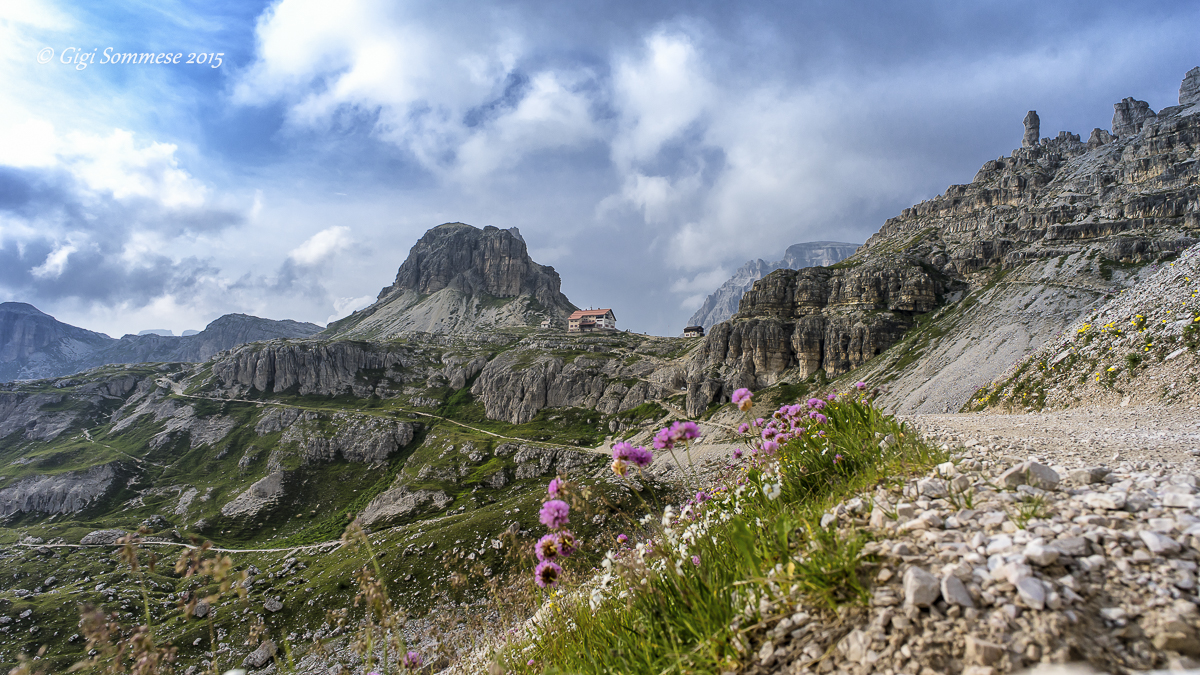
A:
[687, 241, 860, 330]
[0, 302, 321, 382]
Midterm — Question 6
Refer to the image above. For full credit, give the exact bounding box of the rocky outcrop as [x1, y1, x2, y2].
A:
[470, 348, 676, 425]
[1086, 127, 1112, 149]
[1183, 66, 1200, 107]
[0, 392, 79, 442]
[497, 443, 600, 479]
[688, 259, 950, 414]
[0, 302, 320, 382]
[219, 471, 285, 519]
[79, 529, 128, 545]
[358, 486, 452, 528]
[0, 464, 119, 516]
[1112, 97, 1156, 137]
[275, 410, 416, 464]
[325, 223, 577, 337]
[687, 242, 860, 330]
[1022, 110, 1040, 148]
[211, 340, 408, 397]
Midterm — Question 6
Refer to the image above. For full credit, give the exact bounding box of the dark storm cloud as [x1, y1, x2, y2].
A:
[0, 165, 241, 305]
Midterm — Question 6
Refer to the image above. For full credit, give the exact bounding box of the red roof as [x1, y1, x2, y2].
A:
[568, 308, 614, 320]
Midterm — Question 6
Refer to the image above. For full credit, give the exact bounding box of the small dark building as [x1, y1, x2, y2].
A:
[683, 325, 705, 337]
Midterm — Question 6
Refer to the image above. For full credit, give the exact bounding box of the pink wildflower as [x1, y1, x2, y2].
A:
[535, 533, 560, 561]
[732, 387, 753, 411]
[535, 560, 562, 588]
[539, 499, 570, 529]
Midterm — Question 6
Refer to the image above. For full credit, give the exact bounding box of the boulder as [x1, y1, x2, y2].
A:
[903, 567, 940, 607]
[79, 529, 128, 546]
[242, 639, 277, 669]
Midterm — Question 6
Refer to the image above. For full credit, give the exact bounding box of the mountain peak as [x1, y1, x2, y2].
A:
[327, 222, 576, 337]
[0, 302, 52, 318]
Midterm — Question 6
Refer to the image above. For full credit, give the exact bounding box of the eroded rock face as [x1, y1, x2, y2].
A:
[687, 242, 860, 330]
[211, 340, 407, 397]
[688, 260, 947, 414]
[1180, 66, 1200, 107]
[1112, 97, 1156, 137]
[0, 464, 119, 516]
[220, 471, 285, 519]
[0, 393, 79, 442]
[358, 486, 452, 528]
[277, 411, 416, 464]
[1087, 127, 1113, 149]
[470, 348, 675, 425]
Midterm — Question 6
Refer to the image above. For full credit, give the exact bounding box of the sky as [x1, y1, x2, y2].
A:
[1, 1, 1198, 338]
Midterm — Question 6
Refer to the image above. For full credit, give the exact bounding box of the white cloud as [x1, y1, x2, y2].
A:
[327, 294, 375, 323]
[289, 226, 352, 265]
[610, 31, 713, 170]
[235, 0, 598, 180]
[454, 70, 599, 180]
[61, 129, 209, 208]
[669, 266, 730, 294]
[30, 241, 77, 279]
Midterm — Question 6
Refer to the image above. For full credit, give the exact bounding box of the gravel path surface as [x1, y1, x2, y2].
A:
[904, 406, 1200, 469]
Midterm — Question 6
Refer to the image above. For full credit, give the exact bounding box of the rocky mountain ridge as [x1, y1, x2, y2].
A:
[687, 241, 861, 330]
[0, 303, 321, 382]
[686, 67, 1200, 415]
[324, 223, 577, 337]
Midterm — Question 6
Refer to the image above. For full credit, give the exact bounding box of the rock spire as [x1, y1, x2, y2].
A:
[1022, 111, 1040, 148]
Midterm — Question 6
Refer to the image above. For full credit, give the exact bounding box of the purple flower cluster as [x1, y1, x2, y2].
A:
[402, 651, 422, 670]
[732, 387, 753, 411]
[730, 385, 873, 461]
[611, 441, 653, 476]
[539, 499, 570, 529]
[653, 420, 702, 450]
[534, 481, 576, 588]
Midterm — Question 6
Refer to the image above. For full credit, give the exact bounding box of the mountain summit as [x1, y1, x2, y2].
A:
[325, 222, 577, 337]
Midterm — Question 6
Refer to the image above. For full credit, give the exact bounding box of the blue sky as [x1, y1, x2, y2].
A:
[1, 0, 1198, 337]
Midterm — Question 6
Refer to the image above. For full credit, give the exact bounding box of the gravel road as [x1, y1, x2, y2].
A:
[904, 405, 1200, 469]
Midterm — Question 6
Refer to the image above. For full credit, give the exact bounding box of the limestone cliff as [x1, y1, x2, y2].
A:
[692, 67, 1200, 414]
[325, 223, 577, 337]
[686, 241, 860, 330]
